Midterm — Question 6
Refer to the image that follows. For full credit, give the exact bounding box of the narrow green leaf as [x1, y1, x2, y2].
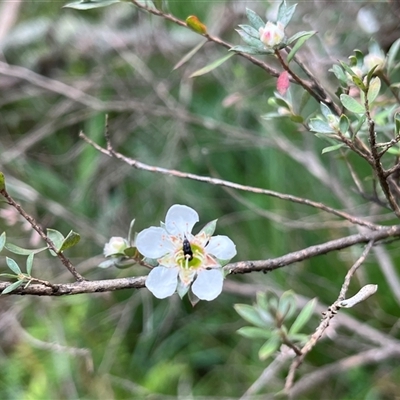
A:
[340, 94, 365, 114]
[234, 304, 267, 328]
[1, 280, 24, 295]
[229, 45, 273, 55]
[367, 76, 381, 104]
[388, 38, 400, 73]
[320, 102, 332, 119]
[236, 30, 266, 50]
[5, 243, 47, 255]
[339, 114, 350, 133]
[330, 64, 348, 85]
[0, 232, 5, 252]
[287, 31, 315, 63]
[321, 143, 345, 154]
[60, 230, 81, 252]
[287, 30, 316, 46]
[0, 273, 19, 278]
[238, 24, 260, 39]
[26, 253, 34, 276]
[309, 119, 335, 134]
[237, 326, 272, 340]
[189, 53, 234, 78]
[0, 172, 5, 191]
[395, 113, 400, 135]
[47, 229, 65, 254]
[339, 61, 358, 78]
[245, 8, 265, 30]
[173, 41, 206, 71]
[98, 259, 118, 269]
[199, 219, 217, 237]
[277, 0, 297, 27]
[258, 336, 280, 360]
[63, 0, 122, 10]
[289, 298, 317, 335]
[278, 290, 297, 320]
[6, 257, 21, 275]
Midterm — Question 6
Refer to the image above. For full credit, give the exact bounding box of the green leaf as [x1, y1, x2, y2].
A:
[63, 0, 123, 10]
[199, 219, 217, 237]
[330, 64, 348, 85]
[234, 304, 267, 328]
[388, 38, 400, 74]
[320, 102, 333, 119]
[173, 41, 206, 71]
[60, 230, 81, 252]
[278, 291, 297, 320]
[395, 113, 400, 135]
[6, 257, 21, 275]
[289, 298, 317, 335]
[26, 253, 34, 276]
[230, 45, 273, 55]
[339, 61, 358, 79]
[287, 30, 316, 46]
[98, 259, 118, 269]
[245, 8, 265, 30]
[0, 172, 5, 191]
[0, 232, 5, 252]
[189, 53, 235, 78]
[339, 114, 350, 134]
[277, 0, 297, 27]
[340, 94, 365, 114]
[238, 24, 260, 39]
[321, 143, 345, 154]
[47, 228, 65, 254]
[367, 76, 381, 104]
[1, 280, 24, 295]
[5, 243, 47, 256]
[258, 336, 280, 360]
[309, 118, 335, 134]
[237, 326, 272, 340]
[236, 30, 266, 50]
[287, 31, 316, 63]
[0, 273, 19, 278]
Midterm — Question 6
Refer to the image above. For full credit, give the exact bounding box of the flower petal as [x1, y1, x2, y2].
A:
[206, 235, 237, 260]
[165, 204, 199, 236]
[191, 269, 224, 301]
[136, 227, 174, 258]
[145, 267, 179, 299]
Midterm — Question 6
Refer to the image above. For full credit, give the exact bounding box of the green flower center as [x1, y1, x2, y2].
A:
[176, 242, 204, 270]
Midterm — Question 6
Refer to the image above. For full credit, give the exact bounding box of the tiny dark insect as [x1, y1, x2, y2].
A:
[182, 236, 193, 261]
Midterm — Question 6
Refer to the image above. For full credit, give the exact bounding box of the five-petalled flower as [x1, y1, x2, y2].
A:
[136, 204, 237, 301]
[259, 21, 285, 48]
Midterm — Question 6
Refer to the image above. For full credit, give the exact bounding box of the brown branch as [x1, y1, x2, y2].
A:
[0, 187, 85, 282]
[284, 240, 375, 394]
[365, 96, 400, 218]
[2, 228, 400, 296]
[79, 131, 381, 231]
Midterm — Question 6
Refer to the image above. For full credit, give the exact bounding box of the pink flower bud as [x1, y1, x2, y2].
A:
[259, 21, 285, 48]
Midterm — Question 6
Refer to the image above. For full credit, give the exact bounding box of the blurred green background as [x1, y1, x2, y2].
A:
[1, 1, 400, 399]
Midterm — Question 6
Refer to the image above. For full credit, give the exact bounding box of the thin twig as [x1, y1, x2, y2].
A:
[2, 229, 400, 296]
[79, 131, 381, 231]
[284, 240, 375, 395]
[0, 187, 85, 281]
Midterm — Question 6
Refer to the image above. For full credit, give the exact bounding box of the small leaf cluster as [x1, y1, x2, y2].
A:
[0, 228, 80, 294]
[231, 1, 315, 60]
[234, 290, 316, 360]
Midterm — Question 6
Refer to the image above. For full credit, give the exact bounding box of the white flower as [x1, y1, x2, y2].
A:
[259, 21, 285, 48]
[103, 236, 129, 257]
[136, 204, 237, 301]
